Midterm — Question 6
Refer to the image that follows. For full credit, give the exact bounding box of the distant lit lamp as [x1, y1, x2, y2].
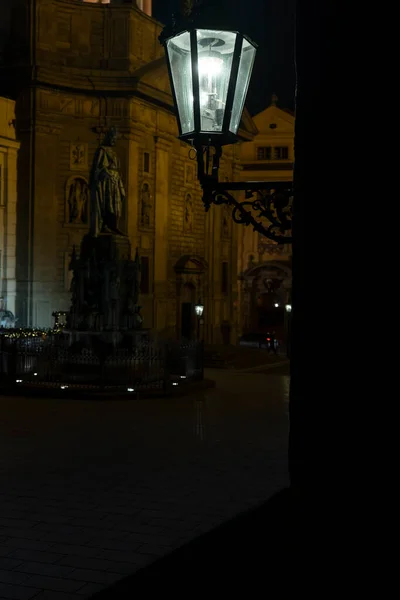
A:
[285, 304, 292, 312]
[194, 300, 204, 317]
[194, 299, 204, 340]
[274, 303, 279, 308]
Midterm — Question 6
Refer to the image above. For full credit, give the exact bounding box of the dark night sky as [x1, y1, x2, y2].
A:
[152, 0, 296, 116]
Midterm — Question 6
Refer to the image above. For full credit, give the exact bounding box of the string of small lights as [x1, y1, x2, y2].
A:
[0, 328, 65, 339]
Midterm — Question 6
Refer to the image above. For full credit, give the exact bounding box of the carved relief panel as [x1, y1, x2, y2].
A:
[185, 163, 195, 186]
[69, 142, 88, 171]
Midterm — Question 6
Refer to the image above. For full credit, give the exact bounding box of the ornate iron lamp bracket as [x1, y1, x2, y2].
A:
[195, 144, 293, 243]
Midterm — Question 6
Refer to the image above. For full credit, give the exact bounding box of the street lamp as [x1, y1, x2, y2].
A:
[162, 28, 256, 147]
[194, 299, 204, 340]
[159, 1, 292, 243]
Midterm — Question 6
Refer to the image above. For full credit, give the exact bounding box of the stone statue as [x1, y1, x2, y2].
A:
[140, 183, 152, 227]
[68, 178, 89, 224]
[0, 309, 17, 328]
[89, 126, 126, 236]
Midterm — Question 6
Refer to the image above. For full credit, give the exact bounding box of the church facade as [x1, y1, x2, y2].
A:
[237, 96, 293, 344]
[0, 0, 256, 343]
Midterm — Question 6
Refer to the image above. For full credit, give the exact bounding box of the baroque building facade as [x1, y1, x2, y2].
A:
[0, 0, 256, 343]
[237, 95, 293, 342]
[0, 97, 19, 318]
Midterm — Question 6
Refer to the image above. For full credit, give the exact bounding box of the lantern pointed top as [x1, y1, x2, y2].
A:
[160, 0, 240, 44]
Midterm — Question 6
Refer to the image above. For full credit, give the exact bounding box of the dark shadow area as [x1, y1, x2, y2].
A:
[89, 487, 314, 595]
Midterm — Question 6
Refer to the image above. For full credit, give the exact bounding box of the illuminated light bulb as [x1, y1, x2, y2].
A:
[200, 92, 209, 108]
[198, 55, 223, 78]
[127, 388, 135, 392]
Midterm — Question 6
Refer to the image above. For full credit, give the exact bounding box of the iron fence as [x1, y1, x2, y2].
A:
[0, 332, 204, 395]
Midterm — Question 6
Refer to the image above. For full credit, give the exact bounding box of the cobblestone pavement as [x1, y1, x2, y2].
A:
[0, 368, 289, 599]
[251, 363, 290, 376]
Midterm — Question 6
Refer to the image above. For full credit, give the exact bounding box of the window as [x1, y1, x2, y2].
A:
[257, 146, 272, 160]
[274, 146, 289, 160]
[143, 152, 150, 173]
[222, 262, 229, 295]
[140, 256, 150, 294]
[256, 146, 289, 160]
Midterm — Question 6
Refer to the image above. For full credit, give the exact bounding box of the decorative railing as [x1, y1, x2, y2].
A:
[0, 332, 204, 395]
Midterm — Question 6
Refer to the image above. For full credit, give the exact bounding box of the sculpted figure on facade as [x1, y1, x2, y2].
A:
[68, 177, 89, 224]
[222, 205, 230, 238]
[140, 182, 152, 227]
[89, 126, 126, 236]
[183, 193, 193, 233]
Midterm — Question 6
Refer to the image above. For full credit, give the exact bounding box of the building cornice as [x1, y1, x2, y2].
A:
[0, 137, 20, 150]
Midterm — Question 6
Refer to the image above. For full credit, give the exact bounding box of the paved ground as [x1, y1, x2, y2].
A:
[0, 367, 289, 599]
[252, 362, 290, 376]
[205, 343, 288, 370]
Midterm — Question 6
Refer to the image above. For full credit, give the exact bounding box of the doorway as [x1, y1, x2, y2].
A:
[181, 302, 193, 340]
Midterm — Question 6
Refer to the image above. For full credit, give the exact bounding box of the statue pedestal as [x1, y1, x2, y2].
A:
[68, 233, 142, 333]
[80, 233, 131, 263]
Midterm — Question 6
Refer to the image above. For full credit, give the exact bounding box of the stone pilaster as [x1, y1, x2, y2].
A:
[153, 137, 171, 332]
[0, 141, 20, 315]
[126, 133, 141, 243]
[31, 122, 61, 327]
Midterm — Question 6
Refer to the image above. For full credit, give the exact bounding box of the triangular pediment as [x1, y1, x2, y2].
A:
[253, 105, 295, 135]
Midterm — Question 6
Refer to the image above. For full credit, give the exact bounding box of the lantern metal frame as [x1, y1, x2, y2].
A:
[159, 3, 293, 245]
[161, 27, 256, 147]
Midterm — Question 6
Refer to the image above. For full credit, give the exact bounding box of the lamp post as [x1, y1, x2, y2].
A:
[194, 299, 204, 341]
[285, 302, 292, 359]
[159, 0, 292, 245]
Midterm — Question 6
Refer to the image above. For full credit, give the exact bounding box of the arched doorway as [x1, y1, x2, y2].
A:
[174, 255, 208, 340]
[241, 261, 292, 346]
[254, 278, 286, 336]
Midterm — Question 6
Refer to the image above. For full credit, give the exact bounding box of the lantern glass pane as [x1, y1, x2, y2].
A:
[167, 32, 194, 135]
[195, 29, 237, 133]
[229, 38, 256, 134]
